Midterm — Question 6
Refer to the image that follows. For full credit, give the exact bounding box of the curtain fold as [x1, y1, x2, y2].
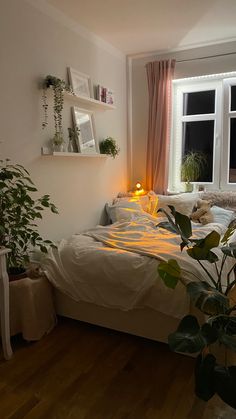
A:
[146, 59, 175, 194]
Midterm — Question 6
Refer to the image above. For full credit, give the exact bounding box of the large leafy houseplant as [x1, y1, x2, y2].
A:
[0, 160, 58, 274]
[157, 206, 236, 409]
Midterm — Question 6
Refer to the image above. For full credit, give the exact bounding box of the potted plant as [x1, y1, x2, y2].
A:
[99, 137, 120, 158]
[157, 206, 236, 409]
[0, 159, 58, 279]
[42, 75, 74, 150]
[181, 151, 207, 192]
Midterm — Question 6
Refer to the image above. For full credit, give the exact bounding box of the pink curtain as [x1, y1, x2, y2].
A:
[146, 59, 175, 194]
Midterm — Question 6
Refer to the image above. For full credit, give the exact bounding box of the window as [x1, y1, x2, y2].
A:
[169, 72, 236, 192]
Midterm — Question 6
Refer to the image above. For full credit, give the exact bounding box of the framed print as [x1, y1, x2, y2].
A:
[68, 67, 92, 98]
[72, 107, 98, 154]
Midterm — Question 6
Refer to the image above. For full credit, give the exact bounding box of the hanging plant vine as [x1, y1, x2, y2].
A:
[42, 75, 74, 139]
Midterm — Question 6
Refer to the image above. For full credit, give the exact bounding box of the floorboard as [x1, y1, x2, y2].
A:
[0, 317, 235, 419]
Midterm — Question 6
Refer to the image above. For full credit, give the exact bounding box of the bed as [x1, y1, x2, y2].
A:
[42, 191, 236, 344]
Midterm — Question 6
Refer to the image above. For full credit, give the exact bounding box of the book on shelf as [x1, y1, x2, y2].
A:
[96, 85, 114, 105]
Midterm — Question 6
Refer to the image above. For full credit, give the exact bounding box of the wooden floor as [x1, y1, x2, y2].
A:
[0, 318, 235, 419]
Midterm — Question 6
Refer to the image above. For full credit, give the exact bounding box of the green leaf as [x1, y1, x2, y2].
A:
[221, 226, 236, 245]
[208, 315, 236, 351]
[157, 221, 177, 234]
[187, 231, 220, 262]
[168, 315, 209, 353]
[158, 259, 181, 289]
[174, 210, 192, 239]
[39, 245, 48, 253]
[187, 281, 230, 315]
[221, 242, 236, 258]
[157, 208, 179, 235]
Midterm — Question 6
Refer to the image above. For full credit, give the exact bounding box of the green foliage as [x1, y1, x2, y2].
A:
[158, 259, 181, 289]
[0, 160, 58, 270]
[99, 137, 120, 158]
[157, 206, 236, 355]
[181, 151, 207, 183]
[42, 75, 74, 138]
[168, 315, 218, 353]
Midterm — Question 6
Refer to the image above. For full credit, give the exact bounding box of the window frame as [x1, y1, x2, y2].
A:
[221, 78, 236, 190]
[169, 72, 236, 193]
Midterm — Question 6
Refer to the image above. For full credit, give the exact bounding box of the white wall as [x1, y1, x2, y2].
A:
[0, 0, 127, 240]
[130, 41, 236, 188]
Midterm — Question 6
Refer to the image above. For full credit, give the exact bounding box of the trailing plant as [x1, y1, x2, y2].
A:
[181, 151, 207, 184]
[157, 206, 236, 408]
[42, 75, 74, 140]
[0, 159, 58, 271]
[99, 137, 120, 158]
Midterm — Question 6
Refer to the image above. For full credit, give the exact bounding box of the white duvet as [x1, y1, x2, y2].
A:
[42, 217, 234, 319]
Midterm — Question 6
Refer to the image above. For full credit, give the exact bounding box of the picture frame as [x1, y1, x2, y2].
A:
[71, 107, 98, 154]
[68, 67, 92, 98]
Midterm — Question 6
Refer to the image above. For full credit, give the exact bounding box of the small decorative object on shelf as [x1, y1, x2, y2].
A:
[67, 127, 80, 153]
[95, 85, 115, 105]
[99, 137, 120, 158]
[51, 132, 65, 152]
[68, 68, 92, 98]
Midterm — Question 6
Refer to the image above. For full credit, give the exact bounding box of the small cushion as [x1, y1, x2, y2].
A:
[106, 200, 142, 223]
[211, 206, 235, 228]
[157, 193, 199, 217]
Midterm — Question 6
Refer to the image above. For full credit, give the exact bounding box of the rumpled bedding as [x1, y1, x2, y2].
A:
[42, 217, 234, 319]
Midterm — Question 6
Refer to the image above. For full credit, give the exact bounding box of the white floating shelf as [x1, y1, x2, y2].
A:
[65, 92, 116, 111]
[41, 150, 108, 158]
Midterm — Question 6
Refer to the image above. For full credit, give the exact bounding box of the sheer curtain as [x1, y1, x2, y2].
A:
[146, 59, 175, 194]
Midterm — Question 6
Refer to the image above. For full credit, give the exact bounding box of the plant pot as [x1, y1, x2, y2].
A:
[195, 353, 236, 410]
[52, 143, 64, 152]
[185, 182, 193, 193]
[214, 365, 236, 409]
[8, 267, 27, 282]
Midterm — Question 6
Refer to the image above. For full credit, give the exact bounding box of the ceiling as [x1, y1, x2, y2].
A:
[47, 0, 236, 55]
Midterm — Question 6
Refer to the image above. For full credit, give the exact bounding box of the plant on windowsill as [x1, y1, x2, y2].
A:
[157, 206, 236, 409]
[181, 151, 207, 192]
[0, 159, 58, 280]
[99, 137, 120, 158]
[42, 75, 74, 151]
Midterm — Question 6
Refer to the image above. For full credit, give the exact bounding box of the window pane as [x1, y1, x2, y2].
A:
[231, 86, 236, 111]
[229, 118, 236, 183]
[183, 90, 215, 115]
[182, 121, 214, 182]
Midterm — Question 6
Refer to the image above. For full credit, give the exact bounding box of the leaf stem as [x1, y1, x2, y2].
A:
[197, 260, 217, 288]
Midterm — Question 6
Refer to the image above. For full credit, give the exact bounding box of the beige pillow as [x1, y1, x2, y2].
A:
[157, 193, 199, 217]
[114, 191, 158, 215]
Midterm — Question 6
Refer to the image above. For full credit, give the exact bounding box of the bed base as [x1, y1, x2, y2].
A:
[54, 288, 236, 364]
[54, 289, 180, 344]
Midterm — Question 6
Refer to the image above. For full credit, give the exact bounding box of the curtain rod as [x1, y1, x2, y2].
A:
[177, 51, 236, 63]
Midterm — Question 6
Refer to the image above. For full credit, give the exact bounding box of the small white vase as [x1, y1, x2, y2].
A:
[53, 143, 64, 152]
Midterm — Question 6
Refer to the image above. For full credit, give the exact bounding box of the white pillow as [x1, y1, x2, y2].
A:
[211, 205, 235, 228]
[114, 191, 158, 215]
[106, 200, 142, 223]
[113, 195, 150, 213]
[157, 193, 199, 217]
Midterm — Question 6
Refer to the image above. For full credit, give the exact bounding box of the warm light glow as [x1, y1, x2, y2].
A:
[134, 181, 145, 195]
